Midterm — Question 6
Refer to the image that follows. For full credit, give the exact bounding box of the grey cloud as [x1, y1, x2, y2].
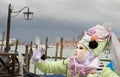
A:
[1, 0, 120, 42]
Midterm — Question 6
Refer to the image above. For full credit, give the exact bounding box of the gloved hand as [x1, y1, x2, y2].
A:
[31, 45, 45, 63]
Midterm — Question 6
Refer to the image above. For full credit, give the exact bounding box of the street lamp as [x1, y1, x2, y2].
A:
[5, 4, 33, 52]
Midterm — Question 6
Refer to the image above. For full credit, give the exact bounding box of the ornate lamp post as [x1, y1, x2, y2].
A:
[5, 4, 33, 52]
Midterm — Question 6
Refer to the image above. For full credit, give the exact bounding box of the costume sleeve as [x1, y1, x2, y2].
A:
[87, 67, 120, 77]
[35, 59, 69, 74]
[98, 67, 119, 77]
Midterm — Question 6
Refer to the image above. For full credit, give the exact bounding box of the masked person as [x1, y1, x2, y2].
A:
[31, 24, 120, 77]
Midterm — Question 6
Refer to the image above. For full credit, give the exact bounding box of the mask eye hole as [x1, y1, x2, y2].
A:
[79, 47, 83, 49]
[76, 46, 78, 49]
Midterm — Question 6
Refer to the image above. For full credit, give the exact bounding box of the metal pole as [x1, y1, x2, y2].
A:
[6, 4, 12, 52]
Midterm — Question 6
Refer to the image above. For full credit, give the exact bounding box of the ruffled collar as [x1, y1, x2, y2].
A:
[69, 56, 95, 77]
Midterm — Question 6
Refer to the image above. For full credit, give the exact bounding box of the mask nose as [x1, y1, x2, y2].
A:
[75, 48, 79, 52]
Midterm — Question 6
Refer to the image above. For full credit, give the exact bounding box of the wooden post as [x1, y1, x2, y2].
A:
[15, 39, 18, 53]
[34, 44, 38, 74]
[55, 43, 58, 61]
[27, 42, 33, 73]
[28, 41, 33, 72]
[12, 54, 15, 74]
[25, 45, 29, 71]
[1, 31, 5, 51]
[30, 41, 33, 56]
[45, 37, 48, 59]
[60, 38, 63, 60]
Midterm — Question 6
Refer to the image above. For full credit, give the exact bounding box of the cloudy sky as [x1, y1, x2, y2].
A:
[0, 0, 120, 43]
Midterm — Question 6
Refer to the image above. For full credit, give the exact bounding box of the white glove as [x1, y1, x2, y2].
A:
[31, 45, 45, 62]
